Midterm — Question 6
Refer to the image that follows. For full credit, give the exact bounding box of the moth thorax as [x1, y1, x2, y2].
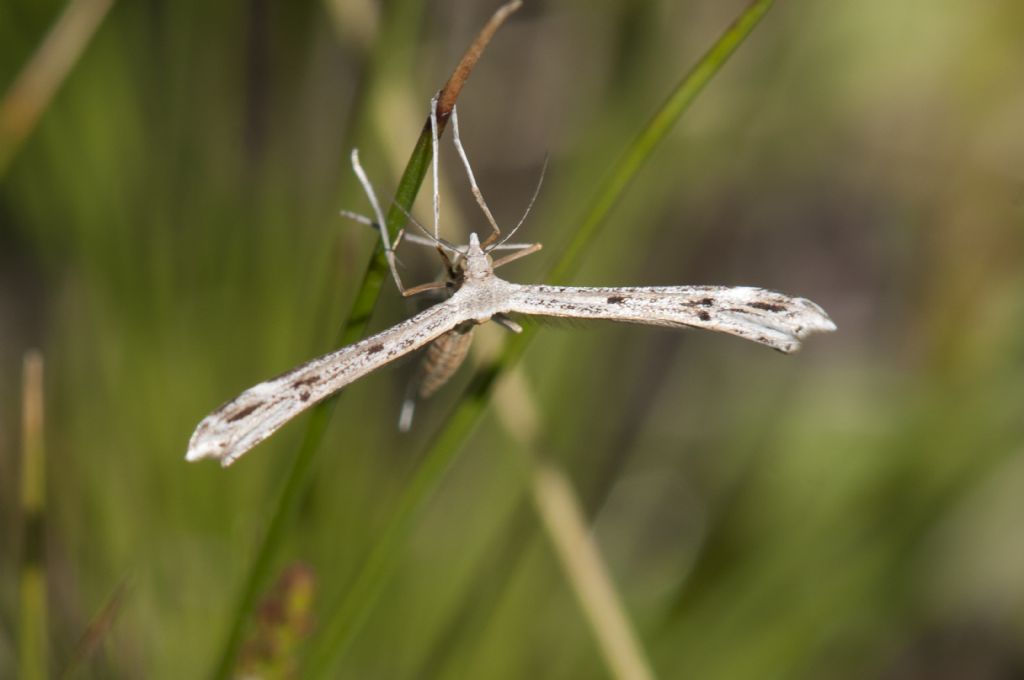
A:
[418, 325, 476, 398]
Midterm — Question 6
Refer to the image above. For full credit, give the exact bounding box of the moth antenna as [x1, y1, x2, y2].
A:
[351, 149, 405, 292]
[489, 153, 548, 252]
[451, 104, 502, 246]
[388, 199, 461, 255]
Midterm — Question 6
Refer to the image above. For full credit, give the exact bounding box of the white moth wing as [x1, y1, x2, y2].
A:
[502, 284, 836, 353]
[187, 297, 467, 466]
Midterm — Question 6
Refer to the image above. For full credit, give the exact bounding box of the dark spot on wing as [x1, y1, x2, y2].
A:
[292, 376, 319, 388]
[698, 311, 711, 321]
[227, 402, 262, 422]
[700, 298, 714, 307]
[300, 391, 310, 402]
[750, 302, 787, 313]
[607, 295, 626, 304]
[367, 343, 385, 354]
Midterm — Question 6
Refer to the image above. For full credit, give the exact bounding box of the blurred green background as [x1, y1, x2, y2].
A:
[2, 0, 1023, 678]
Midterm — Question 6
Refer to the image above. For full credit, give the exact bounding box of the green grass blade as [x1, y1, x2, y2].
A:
[303, 0, 776, 674]
[210, 128, 434, 680]
[551, 0, 775, 285]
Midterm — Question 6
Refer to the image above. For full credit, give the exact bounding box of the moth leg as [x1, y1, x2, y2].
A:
[450, 104, 503, 247]
[339, 209, 373, 227]
[492, 242, 543, 269]
[398, 379, 420, 433]
[340, 210, 408, 260]
[429, 95, 443, 241]
[400, 280, 448, 298]
[349, 149, 414, 295]
[399, 325, 476, 431]
[493, 313, 523, 334]
[386, 199, 458, 251]
[488, 242, 539, 251]
[396, 231, 459, 250]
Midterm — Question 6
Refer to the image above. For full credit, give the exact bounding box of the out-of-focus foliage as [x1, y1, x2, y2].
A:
[1, 0, 1022, 678]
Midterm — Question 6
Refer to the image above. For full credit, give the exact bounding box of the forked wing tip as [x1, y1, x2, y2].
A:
[185, 443, 242, 467]
[795, 297, 838, 334]
[762, 297, 837, 353]
[185, 439, 221, 464]
[185, 423, 240, 466]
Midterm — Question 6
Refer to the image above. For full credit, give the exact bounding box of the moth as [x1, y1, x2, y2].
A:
[187, 99, 836, 467]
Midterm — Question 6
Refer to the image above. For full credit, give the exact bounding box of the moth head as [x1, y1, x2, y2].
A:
[460, 232, 494, 281]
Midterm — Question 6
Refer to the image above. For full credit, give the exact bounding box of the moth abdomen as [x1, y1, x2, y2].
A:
[417, 324, 476, 399]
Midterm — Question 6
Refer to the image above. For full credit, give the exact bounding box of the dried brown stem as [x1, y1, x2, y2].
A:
[0, 0, 114, 176]
[434, 0, 522, 122]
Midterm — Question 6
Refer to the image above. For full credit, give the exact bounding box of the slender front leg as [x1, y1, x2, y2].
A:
[429, 96, 442, 241]
[492, 313, 523, 333]
[341, 211, 407, 254]
[400, 281, 449, 298]
[349, 149, 411, 295]
[491, 242, 543, 269]
[450, 104, 503, 247]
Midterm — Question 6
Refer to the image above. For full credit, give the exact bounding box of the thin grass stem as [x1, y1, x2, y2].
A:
[492, 368, 655, 680]
[0, 0, 113, 177]
[530, 461, 655, 680]
[19, 351, 48, 680]
[59, 579, 131, 679]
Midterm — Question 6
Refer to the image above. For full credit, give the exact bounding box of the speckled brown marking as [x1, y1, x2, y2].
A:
[300, 391, 310, 402]
[367, 343, 385, 354]
[227, 403, 261, 422]
[291, 376, 319, 389]
[700, 298, 714, 306]
[698, 311, 711, 321]
[750, 301, 787, 313]
[607, 295, 626, 304]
